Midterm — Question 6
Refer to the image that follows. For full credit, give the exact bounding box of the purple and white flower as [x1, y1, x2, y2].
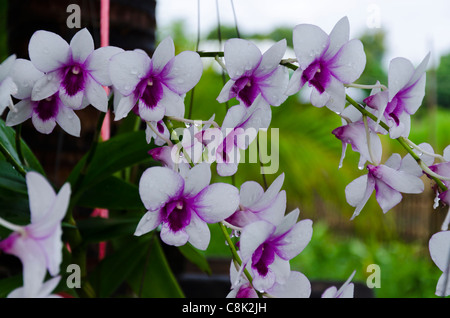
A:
[110, 37, 203, 122]
[7, 275, 62, 298]
[238, 209, 313, 291]
[145, 120, 170, 146]
[429, 230, 450, 297]
[286, 17, 366, 113]
[28, 28, 123, 111]
[227, 268, 311, 298]
[217, 38, 289, 107]
[345, 153, 424, 219]
[6, 59, 81, 136]
[203, 95, 271, 176]
[332, 105, 383, 169]
[0, 54, 18, 115]
[321, 270, 355, 298]
[0, 172, 71, 296]
[135, 163, 239, 250]
[364, 54, 429, 139]
[226, 173, 286, 228]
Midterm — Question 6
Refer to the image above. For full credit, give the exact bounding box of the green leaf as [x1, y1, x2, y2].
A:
[0, 119, 45, 175]
[76, 175, 144, 211]
[88, 236, 149, 297]
[0, 275, 22, 298]
[0, 161, 29, 232]
[178, 244, 211, 275]
[76, 214, 141, 243]
[88, 235, 184, 298]
[126, 236, 185, 298]
[67, 130, 155, 201]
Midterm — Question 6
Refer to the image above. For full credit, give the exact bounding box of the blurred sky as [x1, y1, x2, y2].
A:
[156, 0, 450, 68]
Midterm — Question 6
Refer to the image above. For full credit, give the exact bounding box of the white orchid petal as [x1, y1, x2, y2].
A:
[28, 30, 70, 73]
[292, 24, 329, 70]
[139, 166, 184, 211]
[56, 107, 81, 137]
[70, 28, 94, 63]
[151, 37, 175, 74]
[109, 50, 150, 95]
[161, 51, 203, 94]
[224, 39, 262, 79]
[86, 46, 124, 86]
[194, 183, 240, 223]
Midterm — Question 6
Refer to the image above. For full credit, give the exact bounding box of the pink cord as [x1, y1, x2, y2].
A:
[92, 0, 111, 261]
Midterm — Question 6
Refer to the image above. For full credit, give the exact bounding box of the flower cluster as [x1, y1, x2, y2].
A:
[0, 172, 70, 297]
[0, 15, 449, 298]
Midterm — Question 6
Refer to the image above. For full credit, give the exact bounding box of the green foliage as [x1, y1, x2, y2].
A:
[290, 222, 441, 298]
[436, 52, 450, 109]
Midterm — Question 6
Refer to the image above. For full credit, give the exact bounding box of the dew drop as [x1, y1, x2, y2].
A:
[358, 164, 365, 170]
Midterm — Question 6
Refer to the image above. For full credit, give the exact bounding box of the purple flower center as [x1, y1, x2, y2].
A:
[232, 76, 260, 107]
[136, 76, 163, 109]
[34, 95, 60, 121]
[62, 64, 85, 96]
[251, 242, 276, 277]
[162, 198, 191, 232]
[384, 96, 403, 126]
[302, 60, 331, 94]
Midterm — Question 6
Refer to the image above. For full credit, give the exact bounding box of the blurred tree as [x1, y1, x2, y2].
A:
[358, 29, 388, 88]
[206, 25, 292, 47]
[436, 52, 450, 109]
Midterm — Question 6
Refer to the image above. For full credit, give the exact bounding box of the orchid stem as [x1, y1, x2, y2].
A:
[146, 121, 173, 146]
[218, 221, 259, 296]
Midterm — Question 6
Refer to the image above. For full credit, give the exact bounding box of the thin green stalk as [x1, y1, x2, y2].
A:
[218, 222, 261, 297]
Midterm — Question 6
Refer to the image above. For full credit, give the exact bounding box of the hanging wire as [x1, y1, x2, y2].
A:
[187, 0, 201, 119]
[215, 0, 230, 111]
[230, 0, 240, 38]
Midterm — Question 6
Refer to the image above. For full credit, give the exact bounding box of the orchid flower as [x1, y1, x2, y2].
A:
[429, 230, 450, 297]
[227, 268, 311, 298]
[217, 38, 289, 107]
[286, 17, 366, 113]
[345, 153, 425, 219]
[428, 145, 450, 208]
[5, 59, 81, 136]
[145, 120, 170, 146]
[238, 209, 313, 291]
[28, 28, 123, 111]
[0, 54, 18, 115]
[135, 163, 239, 250]
[321, 270, 356, 298]
[203, 95, 271, 176]
[364, 54, 429, 139]
[226, 173, 286, 228]
[110, 37, 203, 122]
[332, 104, 383, 169]
[0, 172, 71, 296]
[7, 275, 62, 298]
